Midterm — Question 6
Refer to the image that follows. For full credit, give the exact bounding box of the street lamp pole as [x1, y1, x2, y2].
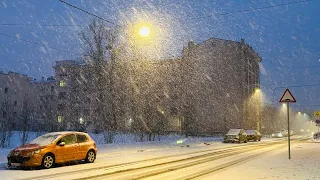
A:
[255, 88, 262, 133]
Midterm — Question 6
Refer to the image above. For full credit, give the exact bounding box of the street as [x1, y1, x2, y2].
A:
[0, 136, 314, 180]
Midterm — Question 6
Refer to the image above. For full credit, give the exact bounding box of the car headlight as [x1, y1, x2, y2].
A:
[34, 149, 41, 154]
[27, 151, 34, 156]
[27, 149, 41, 157]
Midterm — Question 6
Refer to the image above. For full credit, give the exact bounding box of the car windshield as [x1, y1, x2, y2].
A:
[29, 134, 61, 146]
[227, 129, 241, 135]
[246, 130, 256, 135]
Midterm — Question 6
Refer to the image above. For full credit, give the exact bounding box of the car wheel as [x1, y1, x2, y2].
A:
[42, 154, 55, 169]
[85, 150, 96, 163]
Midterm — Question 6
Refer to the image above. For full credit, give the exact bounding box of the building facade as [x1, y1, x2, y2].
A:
[179, 38, 261, 134]
[0, 71, 59, 134]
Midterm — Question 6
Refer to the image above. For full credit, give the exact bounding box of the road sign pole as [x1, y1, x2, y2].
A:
[279, 88, 295, 159]
[287, 102, 291, 159]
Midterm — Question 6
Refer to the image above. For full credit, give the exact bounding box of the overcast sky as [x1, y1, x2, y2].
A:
[0, 0, 319, 111]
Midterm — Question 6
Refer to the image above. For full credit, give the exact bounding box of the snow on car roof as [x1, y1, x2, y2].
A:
[226, 129, 242, 135]
[44, 131, 86, 136]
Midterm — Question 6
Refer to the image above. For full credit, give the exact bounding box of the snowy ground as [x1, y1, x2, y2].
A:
[200, 141, 320, 180]
[0, 136, 309, 180]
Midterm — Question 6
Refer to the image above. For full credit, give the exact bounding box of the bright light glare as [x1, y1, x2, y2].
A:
[139, 26, 150, 37]
[177, 140, 183, 144]
[79, 117, 84, 124]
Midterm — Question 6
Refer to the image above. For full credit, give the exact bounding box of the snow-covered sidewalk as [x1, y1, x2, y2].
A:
[202, 142, 320, 180]
[0, 136, 223, 164]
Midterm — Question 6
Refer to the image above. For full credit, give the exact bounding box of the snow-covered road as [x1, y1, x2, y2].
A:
[0, 136, 311, 180]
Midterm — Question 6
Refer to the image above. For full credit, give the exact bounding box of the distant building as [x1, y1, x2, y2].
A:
[0, 71, 59, 132]
[0, 72, 34, 131]
[31, 76, 58, 131]
[179, 38, 261, 134]
[53, 60, 127, 132]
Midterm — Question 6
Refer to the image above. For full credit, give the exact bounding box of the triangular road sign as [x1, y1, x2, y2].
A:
[279, 89, 296, 103]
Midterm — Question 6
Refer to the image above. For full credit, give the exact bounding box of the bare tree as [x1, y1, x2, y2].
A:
[21, 94, 34, 145]
[80, 20, 120, 143]
[0, 100, 14, 147]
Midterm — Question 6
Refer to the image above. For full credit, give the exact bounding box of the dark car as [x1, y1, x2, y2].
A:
[245, 130, 261, 141]
[223, 129, 247, 143]
[313, 132, 320, 139]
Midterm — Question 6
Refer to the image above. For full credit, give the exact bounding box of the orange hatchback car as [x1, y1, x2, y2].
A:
[7, 131, 97, 169]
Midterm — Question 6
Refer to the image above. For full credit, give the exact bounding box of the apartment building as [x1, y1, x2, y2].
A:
[180, 38, 261, 134]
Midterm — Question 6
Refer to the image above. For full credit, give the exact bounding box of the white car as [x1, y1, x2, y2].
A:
[271, 131, 283, 138]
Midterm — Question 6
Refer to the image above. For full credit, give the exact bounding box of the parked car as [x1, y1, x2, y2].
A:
[313, 132, 320, 139]
[7, 131, 97, 169]
[280, 129, 288, 137]
[271, 131, 284, 138]
[245, 130, 261, 141]
[290, 130, 294, 136]
[223, 129, 247, 143]
[280, 129, 293, 137]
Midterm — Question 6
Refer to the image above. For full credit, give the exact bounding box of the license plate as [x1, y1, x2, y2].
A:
[11, 163, 20, 166]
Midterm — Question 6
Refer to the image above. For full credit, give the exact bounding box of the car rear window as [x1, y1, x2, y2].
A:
[77, 134, 88, 143]
[246, 130, 256, 135]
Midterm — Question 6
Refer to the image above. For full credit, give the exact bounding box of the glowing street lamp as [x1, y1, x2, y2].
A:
[254, 87, 262, 132]
[255, 88, 261, 93]
[139, 26, 150, 37]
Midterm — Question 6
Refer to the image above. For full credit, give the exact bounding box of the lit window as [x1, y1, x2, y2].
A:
[60, 80, 67, 87]
[57, 116, 63, 123]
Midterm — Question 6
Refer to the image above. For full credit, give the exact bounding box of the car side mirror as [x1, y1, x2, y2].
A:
[59, 142, 66, 146]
